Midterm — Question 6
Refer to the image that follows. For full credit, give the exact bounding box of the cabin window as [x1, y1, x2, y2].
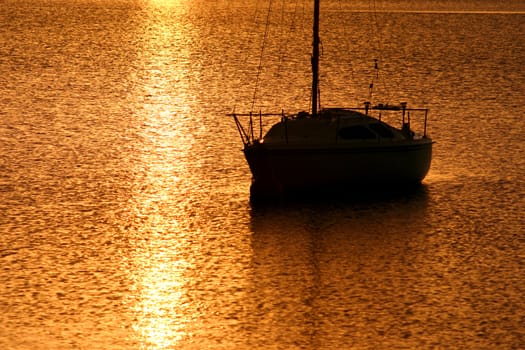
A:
[338, 125, 376, 140]
[369, 123, 395, 138]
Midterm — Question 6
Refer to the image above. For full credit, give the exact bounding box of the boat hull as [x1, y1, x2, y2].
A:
[244, 140, 433, 197]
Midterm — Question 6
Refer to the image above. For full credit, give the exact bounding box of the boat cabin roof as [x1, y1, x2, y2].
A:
[263, 108, 410, 144]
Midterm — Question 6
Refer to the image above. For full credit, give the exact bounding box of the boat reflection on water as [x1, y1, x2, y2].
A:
[247, 185, 432, 347]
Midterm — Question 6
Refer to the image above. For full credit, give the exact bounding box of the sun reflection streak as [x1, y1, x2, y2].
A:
[131, 250, 194, 348]
[146, 0, 185, 8]
[124, 4, 198, 348]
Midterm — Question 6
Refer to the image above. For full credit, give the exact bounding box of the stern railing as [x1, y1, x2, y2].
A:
[230, 110, 288, 146]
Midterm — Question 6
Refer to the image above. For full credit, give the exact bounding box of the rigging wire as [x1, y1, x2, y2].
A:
[273, 0, 309, 109]
[250, 0, 309, 113]
[367, 0, 391, 105]
[272, 0, 290, 108]
[234, 0, 264, 111]
[336, 0, 356, 105]
[251, 0, 274, 113]
[250, 0, 393, 112]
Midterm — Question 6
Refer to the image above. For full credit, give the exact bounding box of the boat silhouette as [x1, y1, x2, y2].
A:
[232, 0, 433, 200]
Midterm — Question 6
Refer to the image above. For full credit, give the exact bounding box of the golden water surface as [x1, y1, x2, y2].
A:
[0, 0, 524, 349]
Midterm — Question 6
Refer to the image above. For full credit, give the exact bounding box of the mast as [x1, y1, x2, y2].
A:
[311, 0, 320, 118]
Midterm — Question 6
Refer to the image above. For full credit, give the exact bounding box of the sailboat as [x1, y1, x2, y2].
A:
[232, 0, 433, 199]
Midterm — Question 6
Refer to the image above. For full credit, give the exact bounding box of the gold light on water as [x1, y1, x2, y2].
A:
[146, 0, 185, 7]
[124, 4, 198, 347]
[131, 247, 194, 347]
